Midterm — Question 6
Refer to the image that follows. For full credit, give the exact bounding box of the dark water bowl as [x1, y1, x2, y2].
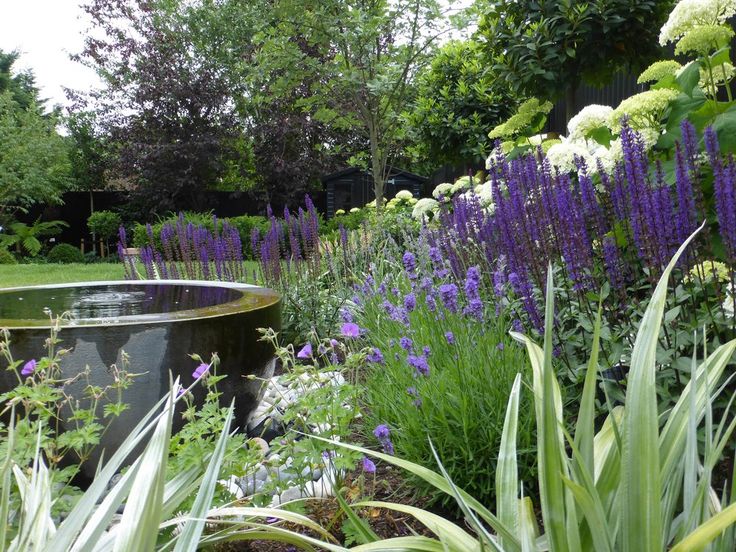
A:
[0, 280, 281, 480]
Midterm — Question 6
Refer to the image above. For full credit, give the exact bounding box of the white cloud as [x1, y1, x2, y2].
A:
[0, 0, 101, 110]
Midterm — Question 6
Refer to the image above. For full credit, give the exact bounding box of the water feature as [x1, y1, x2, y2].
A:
[0, 280, 281, 480]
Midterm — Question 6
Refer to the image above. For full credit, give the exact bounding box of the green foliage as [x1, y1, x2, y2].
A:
[478, 0, 674, 118]
[47, 243, 85, 264]
[0, 247, 15, 264]
[405, 40, 518, 168]
[0, 218, 68, 257]
[318, 233, 736, 550]
[87, 210, 121, 240]
[0, 91, 72, 215]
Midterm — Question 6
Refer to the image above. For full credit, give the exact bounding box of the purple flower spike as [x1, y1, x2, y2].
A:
[341, 322, 361, 338]
[21, 359, 37, 377]
[192, 363, 210, 379]
[361, 456, 377, 473]
[445, 331, 455, 345]
[297, 343, 313, 359]
[373, 424, 390, 440]
[399, 336, 413, 351]
[408, 354, 430, 376]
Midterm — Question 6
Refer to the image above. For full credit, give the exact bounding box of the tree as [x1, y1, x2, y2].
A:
[0, 91, 72, 218]
[405, 40, 518, 170]
[65, 111, 111, 213]
[477, 0, 675, 122]
[74, 0, 253, 216]
[252, 0, 453, 208]
[0, 50, 40, 111]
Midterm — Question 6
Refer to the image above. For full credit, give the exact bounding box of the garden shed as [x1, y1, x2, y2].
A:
[322, 167, 427, 217]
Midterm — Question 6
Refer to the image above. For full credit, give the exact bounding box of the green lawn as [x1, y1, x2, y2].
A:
[0, 261, 261, 288]
[0, 263, 128, 288]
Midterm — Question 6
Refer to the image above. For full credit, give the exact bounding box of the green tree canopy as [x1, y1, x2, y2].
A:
[477, 0, 675, 122]
[405, 40, 518, 169]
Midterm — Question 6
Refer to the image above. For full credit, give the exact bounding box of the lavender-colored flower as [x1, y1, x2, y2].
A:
[403, 293, 417, 312]
[399, 336, 413, 351]
[367, 348, 385, 364]
[373, 424, 394, 455]
[297, 343, 313, 359]
[438, 283, 459, 313]
[402, 251, 418, 279]
[497, 342, 505, 351]
[512, 319, 523, 333]
[425, 294, 437, 312]
[192, 363, 209, 379]
[464, 266, 481, 302]
[340, 307, 354, 323]
[361, 456, 377, 473]
[341, 322, 361, 338]
[463, 298, 484, 321]
[445, 331, 455, 345]
[428, 246, 442, 266]
[21, 359, 36, 377]
[422, 345, 431, 356]
[374, 424, 390, 440]
[408, 354, 430, 376]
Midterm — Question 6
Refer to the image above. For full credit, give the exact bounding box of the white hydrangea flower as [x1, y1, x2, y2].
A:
[545, 141, 593, 174]
[450, 176, 472, 195]
[567, 105, 614, 141]
[476, 182, 494, 207]
[350, 207, 360, 213]
[660, 0, 736, 45]
[699, 62, 736, 94]
[395, 189, 414, 201]
[411, 198, 439, 221]
[676, 24, 735, 55]
[637, 60, 683, 84]
[432, 182, 453, 198]
[610, 88, 680, 131]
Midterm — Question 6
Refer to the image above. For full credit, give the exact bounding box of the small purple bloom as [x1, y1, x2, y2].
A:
[403, 293, 417, 312]
[192, 363, 209, 379]
[422, 345, 431, 356]
[341, 322, 361, 338]
[297, 343, 313, 359]
[176, 387, 186, 398]
[402, 251, 418, 279]
[21, 359, 37, 377]
[367, 347, 385, 364]
[374, 424, 390, 440]
[439, 283, 459, 313]
[361, 456, 376, 473]
[408, 354, 430, 376]
[512, 319, 523, 333]
[445, 331, 455, 345]
[340, 307, 354, 323]
[399, 336, 413, 351]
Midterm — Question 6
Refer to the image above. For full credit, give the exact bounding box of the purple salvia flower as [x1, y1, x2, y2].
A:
[602, 236, 625, 291]
[674, 142, 697, 253]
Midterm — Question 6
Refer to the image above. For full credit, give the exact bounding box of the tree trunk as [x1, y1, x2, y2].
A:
[369, 125, 385, 212]
[565, 85, 578, 126]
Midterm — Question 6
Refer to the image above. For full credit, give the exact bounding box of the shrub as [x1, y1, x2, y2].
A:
[0, 247, 16, 264]
[87, 210, 122, 240]
[354, 250, 535, 509]
[47, 243, 85, 264]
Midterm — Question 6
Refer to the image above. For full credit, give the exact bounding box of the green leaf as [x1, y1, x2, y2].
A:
[676, 61, 701, 97]
[621, 223, 702, 551]
[497, 373, 521, 548]
[588, 126, 612, 147]
[711, 106, 736, 154]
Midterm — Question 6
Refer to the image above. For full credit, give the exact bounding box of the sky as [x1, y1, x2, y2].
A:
[0, 0, 101, 109]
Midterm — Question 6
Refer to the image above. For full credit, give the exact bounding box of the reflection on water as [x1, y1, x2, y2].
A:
[0, 284, 242, 321]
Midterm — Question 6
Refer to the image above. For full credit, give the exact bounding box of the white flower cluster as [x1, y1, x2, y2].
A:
[660, 0, 736, 45]
[610, 88, 680, 132]
[395, 189, 414, 201]
[675, 23, 735, 55]
[567, 104, 614, 141]
[432, 182, 453, 198]
[637, 60, 683, 84]
[545, 141, 594, 174]
[412, 198, 439, 221]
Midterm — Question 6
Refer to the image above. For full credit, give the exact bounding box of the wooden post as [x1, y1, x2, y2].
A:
[80, 238, 85, 255]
